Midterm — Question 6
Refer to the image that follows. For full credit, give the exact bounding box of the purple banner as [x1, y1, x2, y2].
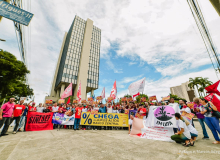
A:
[52, 113, 64, 124]
[129, 110, 137, 119]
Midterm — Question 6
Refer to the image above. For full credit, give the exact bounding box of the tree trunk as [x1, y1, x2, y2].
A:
[196, 85, 201, 97]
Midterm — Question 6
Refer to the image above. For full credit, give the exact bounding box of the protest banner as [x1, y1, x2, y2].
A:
[96, 96, 102, 100]
[135, 113, 144, 119]
[141, 97, 147, 102]
[144, 104, 180, 128]
[73, 100, 78, 104]
[20, 97, 26, 101]
[81, 99, 87, 103]
[162, 96, 170, 101]
[25, 112, 53, 131]
[124, 109, 129, 114]
[129, 115, 174, 142]
[121, 97, 127, 102]
[187, 102, 194, 109]
[91, 110, 98, 115]
[58, 99, 65, 104]
[127, 97, 133, 102]
[80, 112, 129, 127]
[52, 113, 75, 125]
[45, 99, 53, 104]
[149, 96, 157, 101]
[141, 126, 174, 142]
[181, 112, 195, 120]
[107, 97, 114, 102]
[88, 97, 93, 101]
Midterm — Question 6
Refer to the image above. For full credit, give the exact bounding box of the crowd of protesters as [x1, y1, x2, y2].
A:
[0, 97, 220, 146]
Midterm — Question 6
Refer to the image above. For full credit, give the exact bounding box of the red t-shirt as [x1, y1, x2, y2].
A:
[28, 106, 36, 112]
[13, 104, 25, 117]
[140, 108, 147, 116]
[75, 107, 82, 119]
[47, 106, 52, 112]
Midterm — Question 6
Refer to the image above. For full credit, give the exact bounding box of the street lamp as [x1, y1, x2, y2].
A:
[0, 38, 6, 42]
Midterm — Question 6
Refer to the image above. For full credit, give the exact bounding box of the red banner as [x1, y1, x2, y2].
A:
[25, 112, 53, 131]
[149, 96, 157, 101]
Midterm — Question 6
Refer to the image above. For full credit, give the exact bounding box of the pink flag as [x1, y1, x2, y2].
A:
[77, 82, 81, 103]
[110, 81, 117, 99]
[101, 87, 105, 99]
[61, 83, 72, 99]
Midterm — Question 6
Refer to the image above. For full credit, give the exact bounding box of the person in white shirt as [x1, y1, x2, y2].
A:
[36, 103, 45, 113]
[107, 103, 113, 113]
[112, 106, 119, 113]
[171, 113, 191, 147]
[52, 103, 59, 129]
[52, 103, 59, 112]
[187, 124, 198, 146]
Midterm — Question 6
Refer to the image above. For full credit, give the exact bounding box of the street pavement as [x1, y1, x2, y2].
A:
[0, 121, 220, 160]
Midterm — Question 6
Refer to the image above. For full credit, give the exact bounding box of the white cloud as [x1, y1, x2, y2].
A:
[1, 0, 219, 104]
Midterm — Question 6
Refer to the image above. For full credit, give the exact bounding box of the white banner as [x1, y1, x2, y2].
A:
[144, 104, 180, 128]
[128, 77, 145, 96]
[62, 114, 75, 125]
[141, 126, 174, 142]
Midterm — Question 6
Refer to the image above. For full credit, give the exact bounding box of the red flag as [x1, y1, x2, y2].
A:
[61, 83, 72, 99]
[204, 93, 220, 112]
[110, 81, 117, 99]
[101, 87, 105, 99]
[77, 82, 81, 103]
[132, 92, 140, 99]
[66, 97, 70, 104]
[205, 80, 220, 96]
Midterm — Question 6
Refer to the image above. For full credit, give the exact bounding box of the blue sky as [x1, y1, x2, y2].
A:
[0, 0, 220, 103]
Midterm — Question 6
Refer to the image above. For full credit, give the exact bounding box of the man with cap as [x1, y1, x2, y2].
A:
[0, 98, 15, 136]
[28, 101, 37, 112]
[10, 99, 25, 134]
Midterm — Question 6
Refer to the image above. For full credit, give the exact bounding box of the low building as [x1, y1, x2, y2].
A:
[170, 81, 195, 102]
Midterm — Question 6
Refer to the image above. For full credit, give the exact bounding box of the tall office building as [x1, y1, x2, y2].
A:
[46, 16, 101, 102]
[170, 81, 196, 102]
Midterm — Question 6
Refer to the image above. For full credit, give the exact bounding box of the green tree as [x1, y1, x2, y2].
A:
[170, 94, 186, 101]
[136, 94, 148, 103]
[0, 49, 34, 104]
[199, 77, 213, 96]
[188, 77, 213, 98]
[124, 94, 132, 98]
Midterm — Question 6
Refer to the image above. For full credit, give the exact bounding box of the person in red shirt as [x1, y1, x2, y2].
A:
[28, 101, 37, 112]
[74, 104, 82, 130]
[10, 100, 25, 134]
[139, 104, 147, 120]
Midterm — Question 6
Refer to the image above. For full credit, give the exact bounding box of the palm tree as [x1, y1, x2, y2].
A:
[188, 77, 202, 97]
[199, 77, 213, 96]
[188, 77, 213, 97]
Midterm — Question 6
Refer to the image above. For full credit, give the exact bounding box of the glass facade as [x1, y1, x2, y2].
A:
[55, 15, 101, 90]
[87, 26, 101, 89]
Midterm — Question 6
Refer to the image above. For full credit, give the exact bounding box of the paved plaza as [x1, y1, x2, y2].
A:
[0, 121, 220, 160]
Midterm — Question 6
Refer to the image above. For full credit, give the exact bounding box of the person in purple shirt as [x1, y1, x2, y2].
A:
[193, 98, 209, 139]
[0, 98, 15, 137]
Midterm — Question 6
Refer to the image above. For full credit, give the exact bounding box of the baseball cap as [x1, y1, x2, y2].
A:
[32, 102, 36, 105]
